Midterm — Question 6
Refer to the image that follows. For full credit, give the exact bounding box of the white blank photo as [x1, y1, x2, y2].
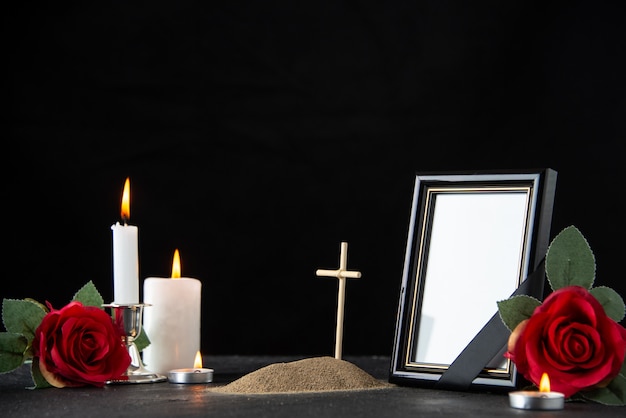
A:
[414, 191, 528, 365]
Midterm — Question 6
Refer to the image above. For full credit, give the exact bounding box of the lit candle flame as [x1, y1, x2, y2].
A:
[539, 372, 551, 392]
[171, 249, 181, 279]
[194, 351, 203, 368]
[121, 177, 131, 223]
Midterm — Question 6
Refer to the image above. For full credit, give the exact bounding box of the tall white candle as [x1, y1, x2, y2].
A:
[142, 249, 202, 375]
[111, 177, 139, 304]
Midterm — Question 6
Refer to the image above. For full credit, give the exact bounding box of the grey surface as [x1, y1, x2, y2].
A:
[1, 356, 623, 417]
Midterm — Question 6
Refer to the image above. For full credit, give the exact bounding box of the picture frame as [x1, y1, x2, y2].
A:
[389, 169, 558, 391]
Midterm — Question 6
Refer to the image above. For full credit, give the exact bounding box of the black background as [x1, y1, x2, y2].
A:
[4, 1, 625, 356]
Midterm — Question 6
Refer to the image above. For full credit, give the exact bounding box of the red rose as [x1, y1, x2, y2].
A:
[32, 301, 131, 387]
[506, 285, 626, 398]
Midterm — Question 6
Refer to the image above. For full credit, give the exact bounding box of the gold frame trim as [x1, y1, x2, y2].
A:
[403, 185, 533, 378]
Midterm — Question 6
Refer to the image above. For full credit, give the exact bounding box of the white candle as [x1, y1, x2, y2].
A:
[111, 177, 139, 304]
[142, 249, 202, 375]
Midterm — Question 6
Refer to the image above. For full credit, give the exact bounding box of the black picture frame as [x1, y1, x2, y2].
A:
[390, 169, 558, 391]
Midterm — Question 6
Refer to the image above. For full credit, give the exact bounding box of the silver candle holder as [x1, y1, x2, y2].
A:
[103, 303, 167, 384]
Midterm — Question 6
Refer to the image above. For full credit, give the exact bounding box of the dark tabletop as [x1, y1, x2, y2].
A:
[1, 355, 624, 417]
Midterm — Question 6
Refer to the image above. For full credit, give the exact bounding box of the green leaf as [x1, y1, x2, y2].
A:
[30, 357, 52, 389]
[134, 329, 151, 352]
[72, 280, 104, 308]
[580, 373, 626, 406]
[545, 225, 595, 291]
[23, 298, 48, 312]
[2, 299, 47, 343]
[497, 295, 541, 331]
[591, 286, 626, 323]
[0, 332, 28, 373]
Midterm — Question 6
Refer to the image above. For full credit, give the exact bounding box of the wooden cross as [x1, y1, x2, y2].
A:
[316, 242, 362, 360]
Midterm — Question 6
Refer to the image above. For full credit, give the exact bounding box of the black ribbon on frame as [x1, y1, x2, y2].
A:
[433, 259, 545, 391]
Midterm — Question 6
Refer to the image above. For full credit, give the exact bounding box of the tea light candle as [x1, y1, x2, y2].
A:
[168, 351, 213, 384]
[509, 373, 564, 410]
[142, 249, 202, 375]
[111, 177, 139, 304]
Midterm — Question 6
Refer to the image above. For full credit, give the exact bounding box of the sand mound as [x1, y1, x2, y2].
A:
[211, 356, 391, 394]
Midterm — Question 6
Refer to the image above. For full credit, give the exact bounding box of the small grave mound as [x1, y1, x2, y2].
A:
[211, 356, 391, 394]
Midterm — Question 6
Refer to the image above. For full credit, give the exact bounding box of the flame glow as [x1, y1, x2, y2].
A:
[539, 372, 551, 392]
[121, 177, 131, 222]
[194, 351, 203, 368]
[171, 249, 181, 279]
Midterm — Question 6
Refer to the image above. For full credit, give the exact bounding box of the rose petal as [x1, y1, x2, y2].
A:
[37, 357, 68, 388]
